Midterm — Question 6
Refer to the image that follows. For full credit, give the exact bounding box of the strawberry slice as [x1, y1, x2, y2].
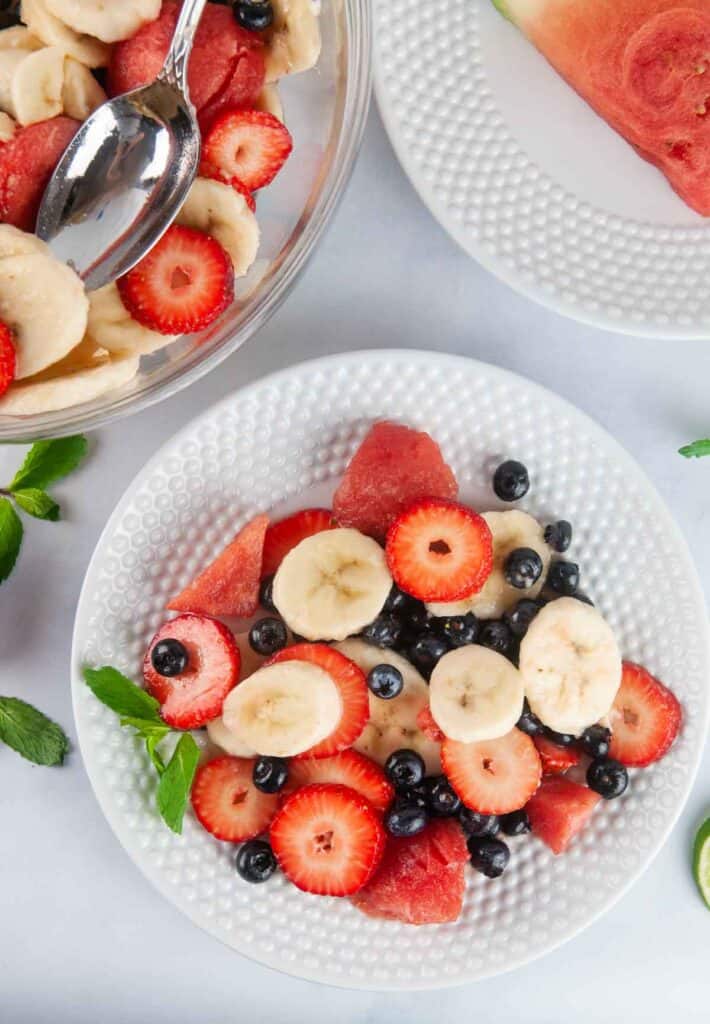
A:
[282, 749, 394, 813]
[201, 109, 292, 191]
[168, 513, 269, 618]
[385, 498, 493, 603]
[144, 614, 240, 729]
[534, 734, 581, 775]
[526, 776, 601, 855]
[261, 508, 334, 578]
[0, 322, 16, 398]
[266, 643, 369, 759]
[441, 729, 542, 815]
[191, 755, 279, 842]
[416, 704, 445, 744]
[117, 224, 234, 335]
[270, 783, 386, 896]
[609, 661, 682, 767]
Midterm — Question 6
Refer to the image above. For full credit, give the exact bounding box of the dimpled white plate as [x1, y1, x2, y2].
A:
[72, 351, 709, 989]
[374, 0, 710, 338]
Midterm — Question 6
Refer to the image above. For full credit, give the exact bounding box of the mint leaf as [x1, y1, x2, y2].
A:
[679, 439, 710, 459]
[0, 497, 23, 584]
[0, 696, 69, 765]
[83, 666, 162, 723]
[146, 733, 167, 775]
[157, 733, 200, 834]
[12, 488, 60, 521]
[119, 717, 171, 774]
[10, 435, 88, 491]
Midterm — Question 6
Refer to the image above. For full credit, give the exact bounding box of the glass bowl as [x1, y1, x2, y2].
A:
[0, 0, 371, 441]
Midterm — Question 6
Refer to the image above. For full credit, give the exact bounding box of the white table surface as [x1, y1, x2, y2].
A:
[2, 107, 710, 1023]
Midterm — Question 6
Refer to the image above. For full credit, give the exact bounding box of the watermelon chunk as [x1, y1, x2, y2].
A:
[167, 513, 268, 618]
[333, 422, 458, 541]
[0, 117, 80, 231]
[495, 0, 710, 215]
[525, 776, 601, 855]
[351, 818, 468, 925]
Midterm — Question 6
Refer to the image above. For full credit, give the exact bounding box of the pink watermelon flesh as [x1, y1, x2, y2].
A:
[167, 513, 269, 618]
[332, 421, 459, 542]
[525, 776, 601, 855]
[497, 0, 710, 215]
[351, 818, 468, 925]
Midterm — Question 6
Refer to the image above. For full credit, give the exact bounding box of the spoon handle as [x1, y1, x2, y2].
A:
[159, 0, 209, 96]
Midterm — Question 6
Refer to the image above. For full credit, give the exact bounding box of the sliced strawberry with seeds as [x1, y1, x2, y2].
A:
[282, 749, 394, 813]
[117, 224, 234, 335]
[191, 755, 279, 842]
[526, 776, 601, 855]
[609, 661, 682, 767]
[261, 508, 334, 577]
[143, 614, 240, 729]
[266, 643, 369, 759]
[416, 704, 445, 744]
[534, 734, 581, 775]
[201, 109, 292, 191]
[270, 783, 386, 896]
[441, 729, 541, 815]
[385, 498, 493, 603]
[0, 322, 16, 397]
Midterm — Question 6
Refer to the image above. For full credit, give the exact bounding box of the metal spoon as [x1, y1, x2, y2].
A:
[36, 0, 208, 292]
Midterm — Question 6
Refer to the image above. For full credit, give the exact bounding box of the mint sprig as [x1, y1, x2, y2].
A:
[0, 697, 69, 765]
[679, 439, 710, 459]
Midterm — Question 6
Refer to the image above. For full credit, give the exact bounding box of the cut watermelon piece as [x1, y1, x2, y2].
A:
[494, 0, 710, 215]
[351, 818, 468, 925]
[333, 421, 458, 542]
[0, 117, 80, 231]
[167, 513, 268, 618]
[525, 776, 601, 855]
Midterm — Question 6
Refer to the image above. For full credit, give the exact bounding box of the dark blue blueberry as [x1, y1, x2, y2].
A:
[234, 0, 273, 30]
[151, 638, 188, 677]
[408, 630, 449, 678]
[367, 663, 404, 700]
[236, 839, 278, 882]
[433, 613, 479, 648]
[516, 699, 544, 737]
[579, 724, 611, 759]
[547, 560, 580, 596]
[478, 620, 516, 659]
[493, 460, 530, 502]
[544, 520, 572, 553]
[574, 592, 595, 606]
[544, 727, 576, 747]
[505, 599, 542, 639]
[259, 574, 277, 612]
[504, 547, 544, 590]
[467, 836, 510, 878]
[361, 613, 402, 649]
[252, 756, 288, 793]
[385, 748, 426, 789]
[384, 799, 428, 837]
[586, 757, 628, 799]
[0, 1, 21, 29]
[499, 809, 531, 837]
[249, 617, 288, 655]
[459, 808, 500, 837]
[425, 776, 462, 817]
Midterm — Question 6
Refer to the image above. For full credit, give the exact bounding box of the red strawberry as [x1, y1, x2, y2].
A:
[168, 513, 269, 618]
[609, 661, 682, 767]
[201, 109, 292, 191]
[351, 818, 468, 925]
[270, 783, 386, 896]
[144, 614, 240, 729]
[282, 749, 394, 813]
[0, 116, 79, 230]
[534, 734, 581, 775]
[416, 704, 445, 744]
[0, 322, 16, 397]
[385, 499, 493, 603]
[526, 776, 601, 855]
[266, 643, 369, 758]
[117, 224, 234, 335]
[201, 165, 256, 212]
[261, 508, 334, 578]
[191, 755, 279, 841]
[332, 421, 458, 542]
[442, 729, 542, 815]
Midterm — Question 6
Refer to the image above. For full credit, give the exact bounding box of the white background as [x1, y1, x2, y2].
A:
[2, 109, 710, 1022]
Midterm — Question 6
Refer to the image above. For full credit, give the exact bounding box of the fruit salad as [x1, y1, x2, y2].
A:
[0, 0, 320, 414]
[86, 420, 683, 925]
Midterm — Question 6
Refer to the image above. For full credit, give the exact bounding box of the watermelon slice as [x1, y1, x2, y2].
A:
[525, 776, 601, 855]
[494, 0, 710, 215]
[0, 117, 80, 231]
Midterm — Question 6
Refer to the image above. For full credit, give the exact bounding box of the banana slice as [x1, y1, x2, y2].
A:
[0, 248, 88, 379]
[519, 597, 622, 736]
[21, 0, 110, 67]
[0, 111, 15, 141]
[62, 55, 105, 119]
[273, 528, 392, 642]
[264, 0, 321, 82]
[177, 177, 260, 278]
[427, 510, 550, 620]
[10, 46, 65, 125]
[429, 645, 524, 743]
[255, 84, 284, 122]
[0, 48, 30, 113]
[0, 26, 43, 51]
[335, 638, 442, 774]
[45, 0, 160, 43]
[87, 283, 178, 355]
[0, 224, 47, 260]
[206, 716, 257, 758]
[221, 660, 342, 757]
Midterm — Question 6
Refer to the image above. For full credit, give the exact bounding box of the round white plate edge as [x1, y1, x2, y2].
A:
[70, 349, 710, 990]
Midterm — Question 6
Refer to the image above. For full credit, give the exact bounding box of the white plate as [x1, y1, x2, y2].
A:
[72, 351, 709, 989]
[374, 0, 710, 338]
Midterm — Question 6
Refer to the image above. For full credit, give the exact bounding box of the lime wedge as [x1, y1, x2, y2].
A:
[693, 818, 710, 909]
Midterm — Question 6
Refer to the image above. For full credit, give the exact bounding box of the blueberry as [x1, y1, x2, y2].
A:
[367, 664, 404, 700]
[467, 836, 510, 878]
[408, 630, 449, 678]
[384, 584, 411, 615]
[385, 748, 426, 789]
[0, 1, 20, 29]
[579, 724, 611, 759]
[493, 460, 530, 502]
[586, 757, 628, 799]
[407, 601, 430, 633]
[544, 520, 572, 553]
[385, 799, 428, 837]
[433, 613, 479, 648]
[259, 574, 277, 613]
[547, 560, 580, 596]
[499, 809, 531, 837]
[249, 617, 288, 655]
[151, 638, 188, 677]
[399, 782, 429, 809]
[504, 547, 544, 590]
[478, 620, 516, 659]
[425, 776, 461, 817]
[574, 592, 595, 606]
[459, 808, 500, 837]
[505, 599, 541, 639]
[516, 699, 544, 736]
[236, 839, 278, 883]
[544, 726, 576, 747]
[234, 0, 274, 31]
[252, 756, 288, 793]
[361, 613, 402, 649]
